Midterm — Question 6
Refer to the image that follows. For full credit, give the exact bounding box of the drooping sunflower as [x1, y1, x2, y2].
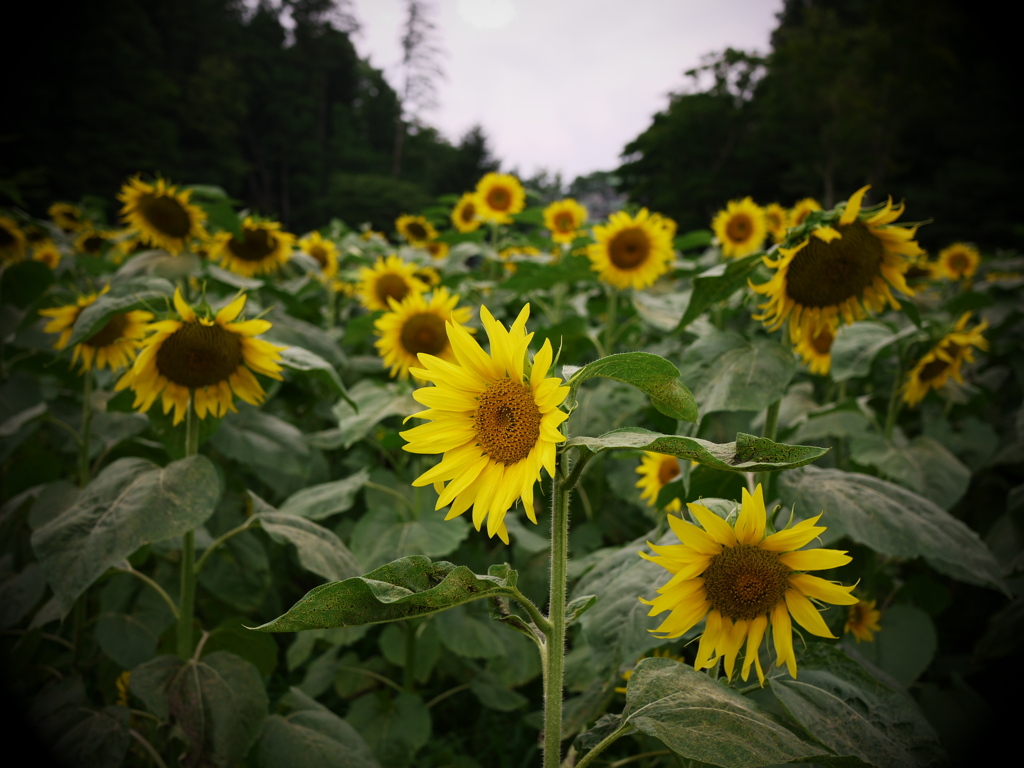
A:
[212, 217, 296, 277]
[297, 231, 339, 280]
[0, 214, 27, 265]
[936, 242, 980, 281]
[373, 287, 473, 380]
[902, 312, 988, 407]
[118, 176, 208, 255]
[115, 288, 285, 425]
[640, 484, 857, 683]
[752, 186, 922, 345]
[39, 288, 154, 372]
[635, 452, 683, 513]
[711, 198, 767, 258]
[48, 202, 87, 233]
[844, 598, 882, 643]
[474, 173, 526, 225]
[32, 241, 63, 270]
[763, 203, 788, 243]
[788, 198, 822, 229]
[793, 317, 838, 376]
[451, 192, 482, 233]
[587, 208, 675, 290]
[396, 215, 438, 247]
[400, 305, 570, 543]
[357, 254, 428, 312]
[543, 199, 588, 244]
[75, 228, 111, 256]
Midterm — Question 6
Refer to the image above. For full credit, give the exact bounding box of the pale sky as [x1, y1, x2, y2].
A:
[348, 0, 782, 181]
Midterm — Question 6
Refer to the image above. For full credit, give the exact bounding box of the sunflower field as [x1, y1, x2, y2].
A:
[1, 157, 1021, 768]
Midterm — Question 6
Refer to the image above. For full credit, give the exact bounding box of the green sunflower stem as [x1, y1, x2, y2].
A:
[604, 285, 618, 353]
[754, 399, 780, 494]
[543, 454, 571, 768]
[176, 400, 200, 659]
[883, 359, 904, 441]
[78, 371, 94, 487]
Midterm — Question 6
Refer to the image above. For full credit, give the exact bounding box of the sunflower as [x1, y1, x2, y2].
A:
[793, 317, 837, 376]
[48, 202, 87, 233]
[636, 452, 683, 513]
[39, 288, 154, 372]
[640, 484, 857, 683]
[212, 217, 295, 277]
[788, 198, 822, 229]
[543, 199, 588, 244]
[763, 203, 788, 243]
[297, 231, 339, 280]
[31, 241, 63, 270]
[902, 312, 988, 407]
[0, 214, 27, 265]
[587, 208, 674, 290]
[752, 186, 922, 346]
[75, 228, 111, 256]
[357, 254, 428, 312]
[373, 287, 473, 380]
[711, 198, 767, 258]
[844, 598, 881, 643]
[118, 176, 208, 255]
[400, 304, 570, 543]
[650, 212, 678, 240]
[396, 215, 438, 247]
[414, 265, 442, 288]
[936, 242, 980, 281]
[474, 173, 526, 225]
[426, 241, 449, 261]
[115, 288, 285, 425]
[451, 192, 482, 233]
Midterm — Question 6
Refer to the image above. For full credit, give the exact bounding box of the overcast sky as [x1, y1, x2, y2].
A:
[347, 0, 782, 181]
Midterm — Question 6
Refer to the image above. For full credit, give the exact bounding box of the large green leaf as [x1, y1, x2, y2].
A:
[258, 712, 380, 768]
[830, 322, 919, 382]
[211, 407, 310, 477]
[779, 467, 1007, 594]
[31, 456, 220, 616]
[345, 691, 431, 768]
[348, 493, 469, 570]
[632, 291, 691, 332]
[565, 429, 828, 472]
[309, 380, 417, 450]
[677, 252, 763, 330]
[676, 329, 795, 413]
[500, 252, 594, 293]
[565, 352, 697, 422]
[262, 308, 345, 366]
[66, 277, 174, 347]
[131, 651, 268, 767]
[278, 345, 354, 407]
[277, 468, 369, 521]
[622, 658, 826, 767]
[849, 434, 970, 510]
[253, 557, 519, 632]
[770, 644, 947, 768]
[51, 706, 132, 768]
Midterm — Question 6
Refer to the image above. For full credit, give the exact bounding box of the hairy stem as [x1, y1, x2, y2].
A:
[543, 453, 571, 768]
[176, 401, 200, 659]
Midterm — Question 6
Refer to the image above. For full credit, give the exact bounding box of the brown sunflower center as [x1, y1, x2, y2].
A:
[307, 244, 329, 267]
[138, 193, 192, 238]
[406, 222, 428, 241]
[947, 252, 970, 273]
[486, 187, 511, 212]
[400, 312, 448, 357]
[810, 324, 834, 355]
[155, 321, 244, 388]
[459, 202, 476, 223]
[784, 222, 885, 308]
[474, 377, 541, 466]
[375, 274, 410, 306]
[725, 214, 753, 243]
[228, 227, 276, 262]
[84, 313, 129, 348]
[608, 228, 651, 270]
[767, 212, 783, 231]
[554, 213, 574, 233]
[703, 544, 791, 621]
[658, 457, 681, 485]
[81, 235, 105, 254]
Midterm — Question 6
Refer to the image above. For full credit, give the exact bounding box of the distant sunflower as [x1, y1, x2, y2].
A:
[543, 199, 588, 244]
[115, 288, 285, 425]
[650, 213, 678, 240]
[451, 192, 482, 233]
[793, 317, 837, 376]
[213, 217, 295, 277]
[844, 598, 881, 643]
[788, 198, 822, 229]
[48, 202, 87, 233]
[39, 288, 153, 372]
[357, 254, 428, 312]
[426, 240, 449, 261]
[401, 305, 569, 543]
[475, 173, 526, 225]
[752, 186, 922, 345]
[0, 214, 27, 265]
[75, 228, 111, 256]
[118, 176, 208, 255]
[902, 312, 988, 407]
[640, 484, 857, 683]
[635, 452, 683, 512]
[373, 287, 473, 380]
[297, 231, 339, 280]
[936, 242, 980, 281]
[414, 265, 442, 288]
[396, 215, 438, 246]
[32, 241, 62, 270]
[587, 208, 674, 290]
[763, 203, 788, 243]
[711, 198, 767, 258]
